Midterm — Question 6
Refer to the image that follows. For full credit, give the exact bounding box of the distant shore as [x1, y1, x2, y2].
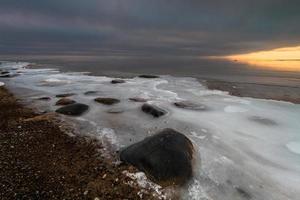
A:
[0, 87, 159, 200]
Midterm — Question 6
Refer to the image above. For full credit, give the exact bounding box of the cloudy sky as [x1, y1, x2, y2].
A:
[1, 0, 300, 59]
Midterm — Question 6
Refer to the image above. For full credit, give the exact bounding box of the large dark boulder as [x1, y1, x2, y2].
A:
[141, 103, 166, 118]
[55, 98, 76, 106]
[55, 103, 89, 116]
[94, 97, 120, 105]
[120, 128, 194, 185]
[138, 75, 160, 78]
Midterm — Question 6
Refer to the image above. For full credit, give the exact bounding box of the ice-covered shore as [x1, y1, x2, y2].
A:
[1, 61, 300, 200]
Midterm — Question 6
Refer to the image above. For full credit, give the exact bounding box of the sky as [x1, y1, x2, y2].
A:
[1, 0, 300, 61]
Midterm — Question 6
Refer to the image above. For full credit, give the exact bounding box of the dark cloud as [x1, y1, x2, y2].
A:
[1, 0, 300, 58]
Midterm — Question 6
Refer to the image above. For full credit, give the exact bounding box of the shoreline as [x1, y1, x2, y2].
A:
[0, 87, 160, 199]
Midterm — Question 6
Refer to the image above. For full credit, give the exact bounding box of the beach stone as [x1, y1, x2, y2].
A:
[55, 98, 76, 106]
[138, 75, 160, 78]
[129, 97, 148, 102]
[55, 103, 89, 116]
[56, 93, 75, 98]
[37, 97, 51, 101]
[111, 79, 125, 84]
[174, 101, 208, 111]
[120, 128, 194, 185]
[84, 91, 98, 95]
[141, 103, 166, 118]
[94, 97, 120, 105]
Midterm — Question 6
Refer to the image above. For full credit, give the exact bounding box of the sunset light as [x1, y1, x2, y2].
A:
[224, 46, 300, 72]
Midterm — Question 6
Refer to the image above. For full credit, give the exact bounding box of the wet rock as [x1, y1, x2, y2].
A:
[37, 97, 51, 101]
[129, 97, 148, 102]
[1, 71, 9, 75]
[141, 103, 166, 118]
[55, 98, 76, 106]
[94, 97, 120, 105]
[174, 101, 208, 111]
[84, 91, 98, 95]
[120, 128, 194, 185]
[138, 75, 160, 78]
[55, 103, 89, 116]
[56, 93, 75, 98]
[111, 79, 125, 84]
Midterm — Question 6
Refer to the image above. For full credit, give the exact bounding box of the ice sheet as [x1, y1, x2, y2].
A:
[1, 61, 300, 200]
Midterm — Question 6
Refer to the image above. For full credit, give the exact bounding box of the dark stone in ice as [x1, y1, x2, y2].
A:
[0, 73, 19, 78]
[174, 101, 208, 111]
[111, 79, 125, 84]
[55, 103, 89, 116]
[55, 98, 76, 106]
[84, 91, 98, 95]
[141, 103, 166, 118]
[37, 97, 51, 101]
[1, 71, 10, 75]
[129, 97, 148, 102]
[249, 116, 277, 125]
[138, 75, 160, 78]
[56, 93, 75, 98]
[235, 187, 252, 199]
[120, 128, 194, 185]
[94, 97, 120, 105]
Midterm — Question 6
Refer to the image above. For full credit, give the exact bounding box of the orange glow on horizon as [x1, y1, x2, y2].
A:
[222, 46, 300, 72]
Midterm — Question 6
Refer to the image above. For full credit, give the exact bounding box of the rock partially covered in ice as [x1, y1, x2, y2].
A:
[0, 73, 19, 78]
[138, 75, 160, 78]
[55, 103, 89, 116]
[249, 116, 277, 126]
[56, 93, 75, 98]
[129, 97, 148, 102]
[111, 79, 125, 84]
[55, 98, 76, 106]
[94, 97, 120, 105]
[37, 97, 51, 101]
[84, 91, 98, 95]
[106, 108, 124, 114]
[141, 103, 167, 118]
[174, 101, 208, 111]
[120, 128, 194, 185]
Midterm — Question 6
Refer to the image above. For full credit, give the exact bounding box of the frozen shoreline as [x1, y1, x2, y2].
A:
[1, 61, 300, 200]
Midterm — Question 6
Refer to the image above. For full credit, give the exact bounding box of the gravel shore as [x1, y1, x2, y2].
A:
[0, 87, 158, 200]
